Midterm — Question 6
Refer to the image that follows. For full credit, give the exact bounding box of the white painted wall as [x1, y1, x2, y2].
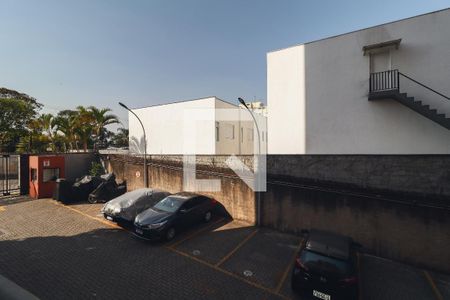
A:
[129, 97, 267, 155]
[267, 45, 306, 154]
[129, 97, 216, 155]
[268, 8, 450, 154]
[214, 99, 267, 155]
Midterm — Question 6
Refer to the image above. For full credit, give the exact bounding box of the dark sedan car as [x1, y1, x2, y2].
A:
[101, 188, 170, 223]
[291, 230, 359, 300]
[133, 192, 217, 241]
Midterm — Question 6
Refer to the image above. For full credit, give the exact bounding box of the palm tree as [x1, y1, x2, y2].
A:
[56, 110, 78, 151]
[75, 106, 95, 152]
[88, 106, 119, 149]
[37, 113, 58, 151]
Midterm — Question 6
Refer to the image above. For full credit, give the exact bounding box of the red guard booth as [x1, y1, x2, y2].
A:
[29, 155, 65, 199]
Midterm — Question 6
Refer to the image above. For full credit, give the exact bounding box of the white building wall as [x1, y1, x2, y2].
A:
[129, 97, 216, 155]
[268, 9, 450, 154]
[215, 99, 268, 155]
[214, 99, 240, 155]
[267, 45, 306, 154]
[129, 97, 267, 155]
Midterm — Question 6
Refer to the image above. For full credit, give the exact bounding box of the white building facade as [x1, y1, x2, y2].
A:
[268, 8, 450, 154]
[128, 97, 267, 155]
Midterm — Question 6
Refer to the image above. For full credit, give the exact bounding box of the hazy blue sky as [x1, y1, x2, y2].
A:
[1, 0, 448, 128]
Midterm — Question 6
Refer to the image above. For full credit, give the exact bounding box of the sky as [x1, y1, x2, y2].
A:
[1, 0, 449, 130]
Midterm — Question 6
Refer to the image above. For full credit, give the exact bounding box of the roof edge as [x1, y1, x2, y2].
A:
[267, 7, 450, 54]
[131, 96, 237, 110]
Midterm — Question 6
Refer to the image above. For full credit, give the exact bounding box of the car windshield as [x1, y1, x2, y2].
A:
[301, 250, 351, 276]
[153, 196, 184, 213]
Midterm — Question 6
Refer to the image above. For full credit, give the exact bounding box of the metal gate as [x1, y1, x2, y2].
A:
[0, 154, 20, 196]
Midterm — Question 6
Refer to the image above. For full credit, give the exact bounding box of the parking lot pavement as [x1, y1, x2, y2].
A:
[219, 229, 302, 290]
[172, 219, 257, 265]
[360, 254, 443, 300]
[431, 271, 450, 300]
[1, 197, 449, 300]
[62, 201, 105, 218]
[0, 198, 283, 299]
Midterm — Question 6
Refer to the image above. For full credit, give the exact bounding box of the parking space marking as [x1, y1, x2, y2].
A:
[168, 246, 290, 300]
[167, 217, 226, 248]
[275, 238, 303, 293]
[215, 229, 259, 267]
[50, 201, 289, 299]
[52, 201, 122, 229]
[424, 270, 444, 300]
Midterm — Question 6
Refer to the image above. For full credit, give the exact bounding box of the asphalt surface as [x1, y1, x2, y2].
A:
[0, 196, 448, 300]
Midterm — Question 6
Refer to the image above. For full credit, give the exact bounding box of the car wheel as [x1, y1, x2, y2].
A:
[88, 195, 98, 204]
[204, 211, 212, 222]
[166, 228, 176, 241]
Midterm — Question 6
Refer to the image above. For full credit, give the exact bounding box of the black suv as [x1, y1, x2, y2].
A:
[291, 230, 359, 300]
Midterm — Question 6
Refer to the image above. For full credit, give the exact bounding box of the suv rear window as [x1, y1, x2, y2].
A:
[301, 250, 352, 276]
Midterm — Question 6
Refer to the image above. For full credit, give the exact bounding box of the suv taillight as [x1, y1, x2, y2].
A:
[295, 257, 309, 271]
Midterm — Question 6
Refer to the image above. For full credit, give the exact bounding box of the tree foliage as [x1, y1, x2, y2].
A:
[1, 87, 127, 153]
[0, 88, 42, 152]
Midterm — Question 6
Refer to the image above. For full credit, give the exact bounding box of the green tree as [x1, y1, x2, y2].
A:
[37, 113, 59, 151]
[88, 106, 119, 149]
[75, 106, 94, 152]
[55, 110, 79, 151]
[0, 88, 42, 152]
[110, 127, 129, 148]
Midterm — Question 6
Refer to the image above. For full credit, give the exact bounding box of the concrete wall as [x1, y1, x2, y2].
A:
[268, 8, 450, 154]
[261, 183, 450, 273]
[101, 153, 450, 272]
[102, 154, 256, 224]
[267, 155, 450, 199]
[62, 153, 97, 181]
[263, 154, 450, 272]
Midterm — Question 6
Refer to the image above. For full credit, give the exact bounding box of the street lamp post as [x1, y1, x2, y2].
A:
[238, 97, 261, 226]
[119, 102, 148, 188]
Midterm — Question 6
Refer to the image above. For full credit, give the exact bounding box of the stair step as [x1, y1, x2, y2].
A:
[389, 93, 450, 130]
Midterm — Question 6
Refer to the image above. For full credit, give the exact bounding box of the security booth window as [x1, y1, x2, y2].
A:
[43, 168, 60, 182]
[31, 168, 37, 182]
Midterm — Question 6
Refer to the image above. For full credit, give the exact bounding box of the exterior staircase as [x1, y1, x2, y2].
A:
[369, 70, 450, 130]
